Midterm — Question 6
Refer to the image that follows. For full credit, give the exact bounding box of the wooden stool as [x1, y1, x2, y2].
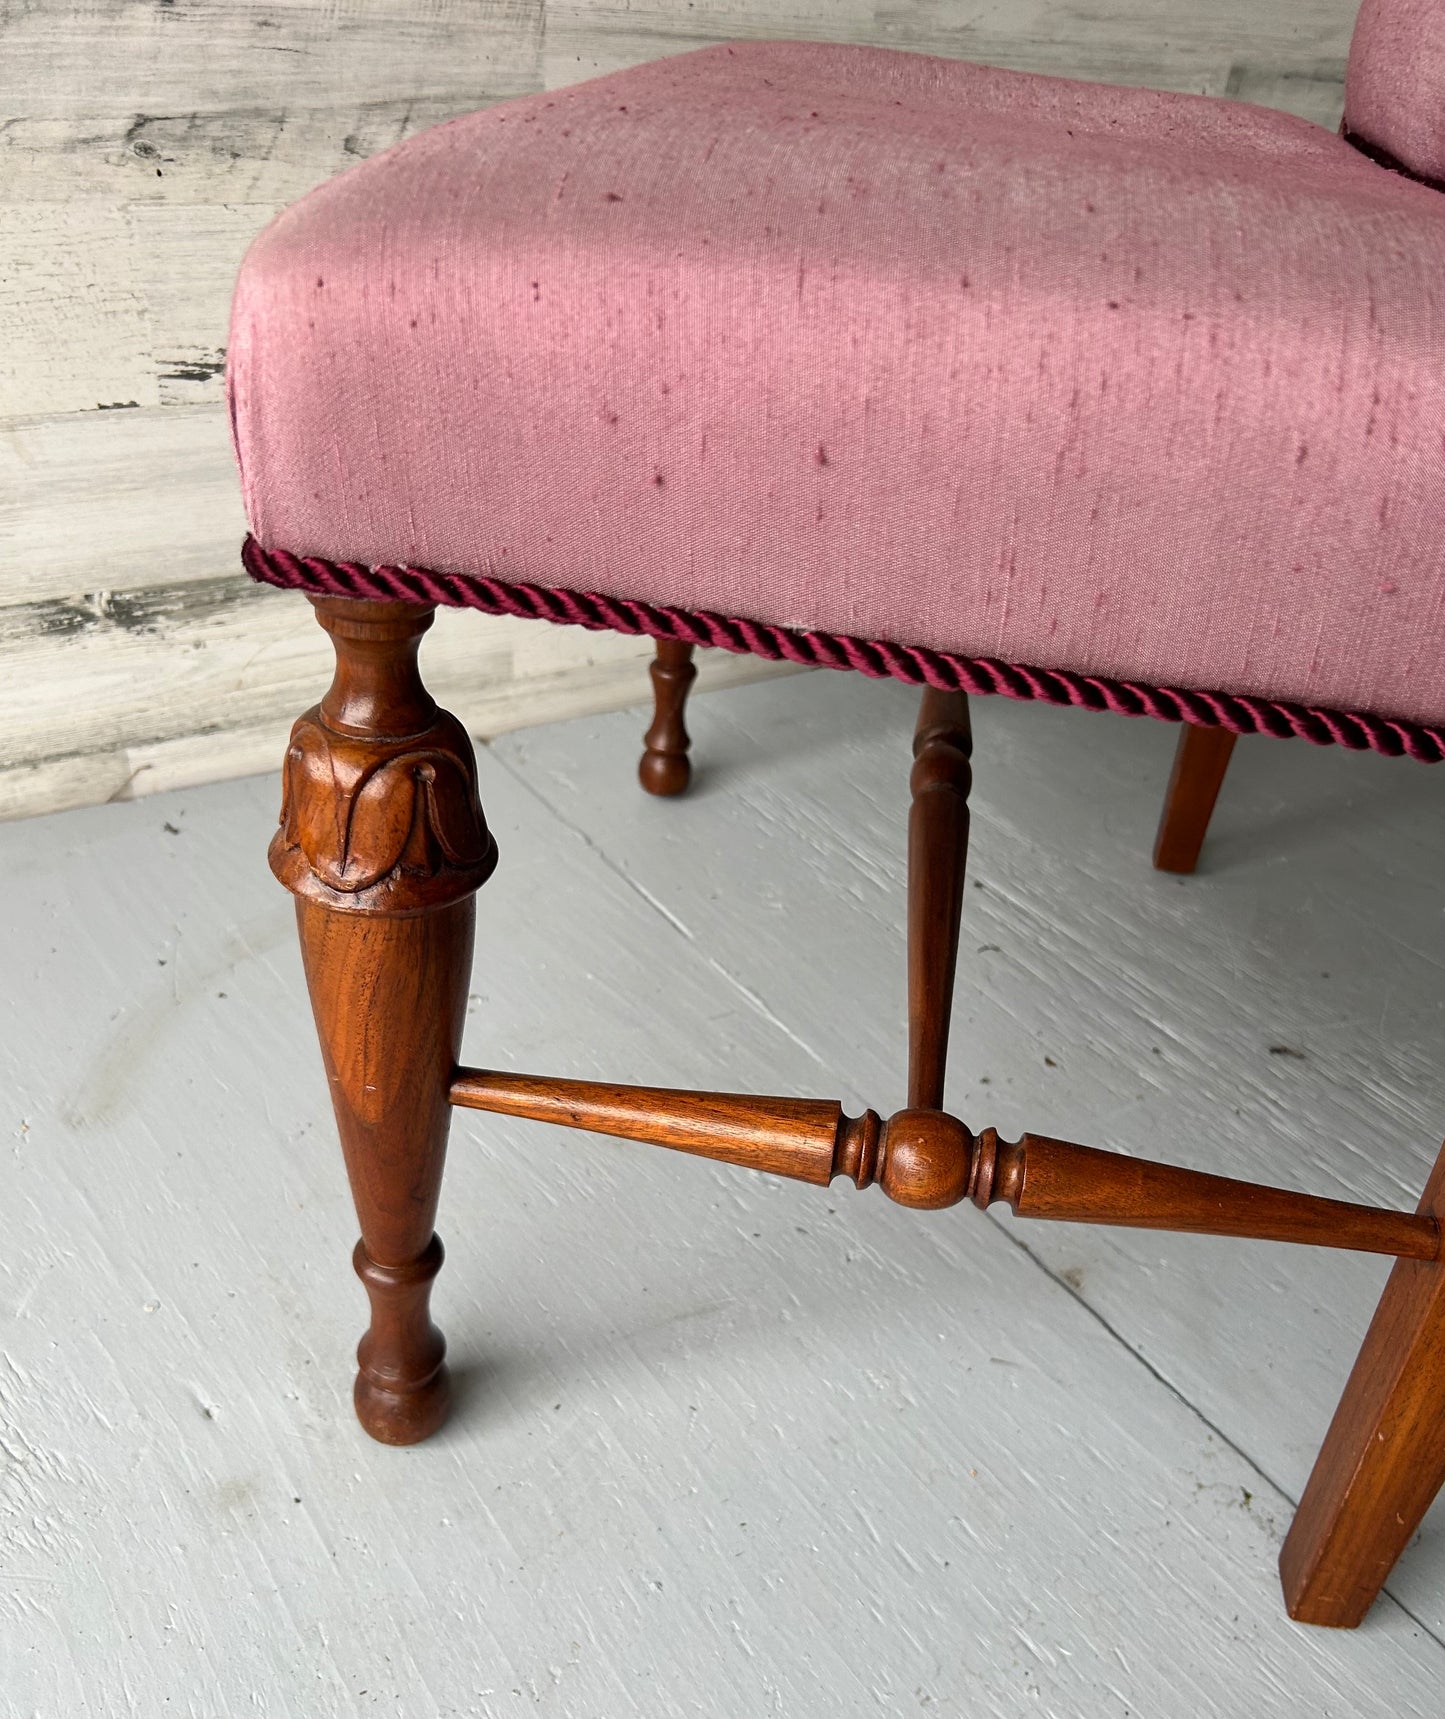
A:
[230, 16, 1445, 1626]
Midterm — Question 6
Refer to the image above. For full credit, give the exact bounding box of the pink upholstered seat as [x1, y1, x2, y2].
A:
[230, 39, 1445, 735]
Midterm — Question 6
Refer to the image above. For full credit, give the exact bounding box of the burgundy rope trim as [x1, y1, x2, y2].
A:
[243, 538, 1445, 763]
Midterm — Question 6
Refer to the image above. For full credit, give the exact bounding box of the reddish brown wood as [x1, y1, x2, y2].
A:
[447, 1070, 1441, 1257]
[987, 1131, 1438, 1259]
[908, 689, 973, 1109]
[639, 639, 697, 796]
[273, 596, 495, 1444]
[295, 898, 473, 1443]
[1152, 723, 1238, 874]
[449, 1067, 868, 1186]
[1280, 1143, 1445, 1626]
[272, 599, 496, 914]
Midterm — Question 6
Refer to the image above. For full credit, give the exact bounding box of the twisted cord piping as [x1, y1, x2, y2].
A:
[243, 538, 1445, 763]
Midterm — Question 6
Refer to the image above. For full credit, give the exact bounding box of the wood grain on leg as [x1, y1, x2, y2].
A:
[639, 639, 697, 796]
[908, 689, 973, 1110]
[1152, 724, 1237, 874]
[1280, 1143, 1445, 1626]
[271, 596, 496, 1443]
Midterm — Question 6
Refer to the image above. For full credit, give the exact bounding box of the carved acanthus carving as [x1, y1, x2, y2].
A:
[269, 596, 497, 914]
[271, 708, 497, 912]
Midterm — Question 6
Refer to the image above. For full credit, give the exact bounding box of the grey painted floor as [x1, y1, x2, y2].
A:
[4, 668, 1445, 1716]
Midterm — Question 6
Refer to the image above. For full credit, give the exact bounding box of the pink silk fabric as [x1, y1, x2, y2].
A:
[1347, 0, 1445, 183]
[229, 41, 1445, 727]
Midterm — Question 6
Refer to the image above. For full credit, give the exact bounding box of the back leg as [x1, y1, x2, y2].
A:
[1152, 724, 1237, 874]
[639, 639, 697, 796]
[907, 689, 973, 1110]
[1280, 1143, 1445, 1626]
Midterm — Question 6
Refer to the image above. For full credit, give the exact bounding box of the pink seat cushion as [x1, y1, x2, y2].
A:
[1346, 0, 1445, 184]
[230, 42, 1445, 728]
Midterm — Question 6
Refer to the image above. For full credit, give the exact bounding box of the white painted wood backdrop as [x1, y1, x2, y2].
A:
[1, 0, 1358, 820]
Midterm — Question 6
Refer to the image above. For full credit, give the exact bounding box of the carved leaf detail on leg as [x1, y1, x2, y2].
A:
[272, 708, 496, 914]
[345, 750, 489, 886]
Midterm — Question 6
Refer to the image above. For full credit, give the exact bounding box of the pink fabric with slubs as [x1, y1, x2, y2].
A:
[1346, 0, 1445, 183]
[229, 40, 1445, 728]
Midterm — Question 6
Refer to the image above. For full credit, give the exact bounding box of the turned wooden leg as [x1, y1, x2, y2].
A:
[270, 596, 497, 1444]
[1280, 1142, 1445, 1626]
[1152, 723, 1237, 873]
[639, 638, 697, 796]
[908, 689, 973, 1109]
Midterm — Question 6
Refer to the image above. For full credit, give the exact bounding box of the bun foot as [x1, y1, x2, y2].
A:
[638, 746, 691, 796]
[351, 1236, 450, 1444]
[353, 1362, 451, 1445]
[639, 639, 696, 796]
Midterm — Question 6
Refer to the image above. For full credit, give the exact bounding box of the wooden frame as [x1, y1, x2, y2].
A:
[271, 595, 495, 1443]
[639, 639, 697, 796]
[275, 606, 1445, 1621]
[1153, 723, 1238, 874]
[638, 638, 1243, 872]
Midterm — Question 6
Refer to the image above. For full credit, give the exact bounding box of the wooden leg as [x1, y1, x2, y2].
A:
[639, 638, 697, 796]
[1152, 723, 1237, 873]
[908, 689, 973, 1110]
[1280, 1143, 1445, 1626]
[270, 596, 497, 1444]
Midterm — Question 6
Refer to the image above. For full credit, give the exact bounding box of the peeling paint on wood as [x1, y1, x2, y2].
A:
[0, 581, 789, 818]
[1, 404, 247, 606]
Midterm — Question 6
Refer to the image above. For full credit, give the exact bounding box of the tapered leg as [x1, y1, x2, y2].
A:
[1152, 724, 1237, 873]
[270, 596, 497, 1443]
[907, 689, 973, 1110]
[639, 639, 697, 796]
[1280, 1142, 1445, 1626]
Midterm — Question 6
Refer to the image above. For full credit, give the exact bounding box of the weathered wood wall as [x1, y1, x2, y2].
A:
[1, 0, 1357, 820]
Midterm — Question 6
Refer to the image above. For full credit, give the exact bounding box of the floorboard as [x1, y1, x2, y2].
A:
[3, 671, 1443, 1714]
